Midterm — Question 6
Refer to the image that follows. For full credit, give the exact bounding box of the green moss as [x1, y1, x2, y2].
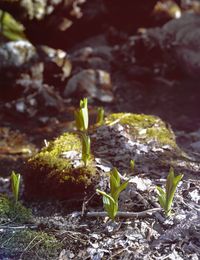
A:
[0, 229, 62, 259]
[105, 113, 177, 148]
[0, 196, 32, 223]
[25, 132, 97, 199]
[30, 132, 96, 184]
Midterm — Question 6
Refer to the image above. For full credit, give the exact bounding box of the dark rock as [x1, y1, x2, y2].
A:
[0, 40, 71, 115]
[71, 43, 113, 71]
[116, 13, 200, 80]
[64, 69, 114, 103]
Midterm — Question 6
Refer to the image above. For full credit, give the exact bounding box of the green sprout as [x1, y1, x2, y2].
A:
[130, 159, 135, 172]
[74, 98, 89, 132]
[11, 171, 21, 203]
[96, 168, 129, 220]
[81, 133, 91, 167]
[157, 167, 183, 216]
[96, 107, 104, 126]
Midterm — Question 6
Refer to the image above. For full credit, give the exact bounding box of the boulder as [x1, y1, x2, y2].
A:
[116, 13, 200, 80]
[64, 69, 114, 103]
[92, 113, 181, 173]
[24, 112, 195, 201]
[0, 40, 71, 115]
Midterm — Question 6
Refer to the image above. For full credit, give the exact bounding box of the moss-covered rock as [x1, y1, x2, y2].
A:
[0, 229, 62, 259]
[24, 113, 183, 201]
[105, 113, 177, 148]
[92, 112, 182, 173]
[0, 196, 32, 223]
[24, 132, 97, 200]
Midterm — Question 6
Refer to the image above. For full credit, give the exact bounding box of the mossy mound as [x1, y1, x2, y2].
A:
[0, 196, 32, 223]
[92, 112, 182, 173]
[105, 113, 177, 148]
[24, 132, 97, 200]
[0, 229, 62, 259]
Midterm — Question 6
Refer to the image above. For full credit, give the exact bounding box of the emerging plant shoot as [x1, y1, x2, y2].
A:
[96, 107, 104, 126]
[157, 167, 183, 216]
[74, 98, 89, 132]
[96, 168, 129, 220]
[81, 133, 91, 167]
[11, 171, 21, 203]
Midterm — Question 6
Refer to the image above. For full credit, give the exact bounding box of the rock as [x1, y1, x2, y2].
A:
[160, 13, 200, 79]
[64, 69, 114, 103]
[0, 40, 71, 115]
[0, 40, 37, 68]
[25, 112, 200, 201]
[117, 13, 200, 80]
[0, 40, 71, 85]
[98, 114, 200, 175]
[71, 42, 113, 71]
[24, 132, 97, 200]
[92, 113, 181, 172]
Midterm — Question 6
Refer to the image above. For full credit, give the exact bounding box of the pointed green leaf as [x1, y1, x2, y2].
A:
[81, 133, 90, 167]
[110, 168, 120, 196]
[96, 189, 115, 204]
[96, 107, 104, 126]
[11, 171, 21, 203]
[81, 107, 88, 131]
[160, 168, 183, 216]
[110, 174, 119, 197]
[96, 189, 117, 219]
[112, 168, 120, 186]
[157, 186, 166, 210]
[113, 180, 129, 202]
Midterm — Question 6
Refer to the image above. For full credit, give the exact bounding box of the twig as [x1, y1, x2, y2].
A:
[0, 224, 37, 230]
[75, 208, 162, 218]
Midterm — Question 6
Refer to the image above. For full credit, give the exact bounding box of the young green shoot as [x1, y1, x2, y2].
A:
[81, 133, 91, 167]
[96, 107, 104, 126]
[11, 171, 21, 203]
[157, 167, 183, 216]
[130, 159, 135, 172]
[74, 98, 89, 132]
[96, 167, 129, 220]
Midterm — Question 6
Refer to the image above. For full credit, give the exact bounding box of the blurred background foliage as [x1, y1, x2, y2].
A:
[0, 9, 26, 41]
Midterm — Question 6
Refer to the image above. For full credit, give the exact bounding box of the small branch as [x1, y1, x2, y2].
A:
[0, 224, 37, 230]
[75, 208, 162, 218]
